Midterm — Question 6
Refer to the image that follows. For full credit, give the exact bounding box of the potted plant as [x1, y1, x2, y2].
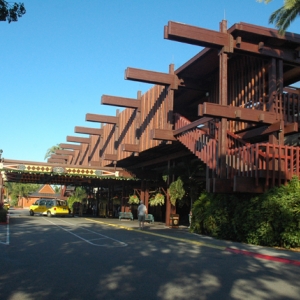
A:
[149, 193, 165, 206]
[128, 194, 140, 205]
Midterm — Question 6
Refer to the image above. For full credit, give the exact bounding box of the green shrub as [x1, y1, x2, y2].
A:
[191, 177, 300, 249]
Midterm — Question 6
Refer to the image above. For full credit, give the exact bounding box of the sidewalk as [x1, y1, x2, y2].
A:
[86, 216, 300, 266]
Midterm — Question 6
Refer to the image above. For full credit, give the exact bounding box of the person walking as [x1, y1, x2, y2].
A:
[137, 200, 147, 229]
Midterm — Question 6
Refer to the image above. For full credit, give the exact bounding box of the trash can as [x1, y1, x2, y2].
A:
[169, 214, 179, 228]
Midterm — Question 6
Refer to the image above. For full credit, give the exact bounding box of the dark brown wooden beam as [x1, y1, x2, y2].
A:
[131, 150, 189, 169]
[150, 129, 176, 141]
[121, 144, 139, 152]
[232, 38, 300, 65]
[164, 21, 233, 52]
[165, 21, 300, 65]
[285, 122, 299, 135]
[50, 155, 69, 160]
[55, 150, 75, 156]
[173, 117, 213, 135]
[233, 176, 265, 193]
[101, 95, 141, 110]
[59, 143, 81, 150]
[125, 67, 179, 89]
[48, 159, 67, 164]
[67, 136, 91, 144]
[283, 87, 300, 95]
[230, 22, 300, 44]
[89, 161, 102, 167]
[212, 179, 233, 193]
[237, 122, 298, 140]
[199, 102, 278, 124]
[75, 126, 103, 135]
[86, 113, 119, 124]
[102, 154, 117, 161]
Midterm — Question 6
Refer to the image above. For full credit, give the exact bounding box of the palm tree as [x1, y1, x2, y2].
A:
[44, 144, 61, 160]
[260, 0, 300, 34]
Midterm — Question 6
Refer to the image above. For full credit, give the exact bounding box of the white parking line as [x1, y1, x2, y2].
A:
[43, 218, 127, 247]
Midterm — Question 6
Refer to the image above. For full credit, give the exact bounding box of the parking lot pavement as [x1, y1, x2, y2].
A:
[0, 214, 9, 245]
[4, 211, 300, 266]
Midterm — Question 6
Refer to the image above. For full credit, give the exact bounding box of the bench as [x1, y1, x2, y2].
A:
[145, 214, 154, 223]
[119, 212, 134, 221]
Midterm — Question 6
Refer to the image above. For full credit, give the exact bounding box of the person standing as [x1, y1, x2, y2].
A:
[137, 200, 147, 229]
[92, 204, 96, 216]
[189, 210, 192, 228]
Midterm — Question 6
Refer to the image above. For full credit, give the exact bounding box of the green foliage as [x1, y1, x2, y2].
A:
[128, 195, 139, 204]
[259, 0, 300, 34]
[44, 144, 61, 160]
[53, 185, 61, 193]
[149, 193, 165, 206]
[0, 1, 26, 23]
[191, 177, 300, 249]
[168, 177, 185, 206]
[163, 158, 205, 207]
[67, 187, 87, 209]
[6, 182, 40, 206]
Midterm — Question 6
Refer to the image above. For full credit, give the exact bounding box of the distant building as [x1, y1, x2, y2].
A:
[18, 185, 60, 208]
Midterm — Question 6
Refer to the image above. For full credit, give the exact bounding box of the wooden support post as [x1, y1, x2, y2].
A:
[268, 58, 277, 111]
[218, 20, 228, 179]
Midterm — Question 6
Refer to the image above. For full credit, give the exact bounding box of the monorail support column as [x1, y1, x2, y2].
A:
[218, 20, 228, 179]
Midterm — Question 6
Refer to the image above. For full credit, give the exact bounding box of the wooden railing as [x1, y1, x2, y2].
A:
[226, 143, 300, 185]
[174, 113, 300, 186]
[274, 92, 300, 123]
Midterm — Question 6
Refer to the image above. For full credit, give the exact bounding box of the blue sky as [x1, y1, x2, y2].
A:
[1, 0, 299, 162]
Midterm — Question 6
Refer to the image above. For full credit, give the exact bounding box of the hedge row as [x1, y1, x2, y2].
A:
[191, 177, 300, 249]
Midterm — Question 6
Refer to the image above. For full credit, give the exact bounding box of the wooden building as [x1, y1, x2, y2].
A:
[2, 20, 300, 224]
[17, 184, 60, 208]
[53, 19, 300, 187]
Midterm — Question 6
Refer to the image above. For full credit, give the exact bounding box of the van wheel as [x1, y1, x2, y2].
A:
[47, 211, 52, 217]
[30, 210, 34, 216]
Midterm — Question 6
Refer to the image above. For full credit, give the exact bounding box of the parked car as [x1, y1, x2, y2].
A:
[29, 199, 69, 217]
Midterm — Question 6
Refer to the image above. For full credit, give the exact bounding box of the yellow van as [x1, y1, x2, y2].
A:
[29, 199, 69, 217]
[3, 201, 10, 210]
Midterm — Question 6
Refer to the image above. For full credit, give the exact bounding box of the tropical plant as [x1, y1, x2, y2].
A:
[259, 0, 300, 34]
[149, 193, 165, 206]
[44, 144, 61, 160]
[67, 186, 87, 210]
[168, 177, 185, 206]
[162, 158, 205, 208]
[0, 0, 26, 23]
[128, 194, 139, 204]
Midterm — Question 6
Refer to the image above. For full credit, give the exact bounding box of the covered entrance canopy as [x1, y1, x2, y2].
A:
[0, 159, 134, 187]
